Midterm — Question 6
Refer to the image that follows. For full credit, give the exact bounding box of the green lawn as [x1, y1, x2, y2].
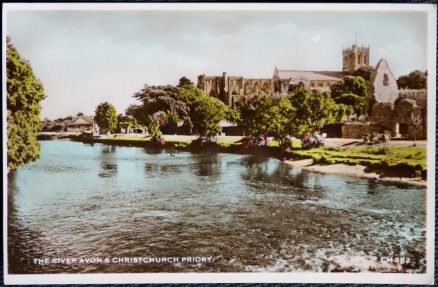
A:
[216, 138, 240, 147]
[293, 146, 426, 176]
[268, 139, 302, 148]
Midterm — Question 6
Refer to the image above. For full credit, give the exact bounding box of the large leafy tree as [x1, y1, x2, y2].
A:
[94, 102, 118, 132]
[180, 85, 229, 139]
[330, 76, 368, 115]
[239, 96, 277, 138]
[7, 38, 46, 170]
[397, 70, 427, 90]
[132, 85, 191, 133]
[288, 88, 339, 136]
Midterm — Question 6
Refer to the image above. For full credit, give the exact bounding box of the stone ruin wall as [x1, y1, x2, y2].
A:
[197, 73, 275, 107]
[341, 122, 384, 139]
[367, 59, 399, 114]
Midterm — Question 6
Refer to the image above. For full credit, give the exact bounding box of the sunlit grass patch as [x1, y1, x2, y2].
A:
[293, 146, 427, 177]
[216, 138, 240, 147]
[267, 139, 302, 148]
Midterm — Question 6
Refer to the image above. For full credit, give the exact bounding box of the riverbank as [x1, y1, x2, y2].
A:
[284, 159, 427, 187]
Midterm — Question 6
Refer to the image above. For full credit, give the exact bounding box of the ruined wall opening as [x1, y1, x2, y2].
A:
[399, 123, 409, 136]
[383, 74, 389, 86]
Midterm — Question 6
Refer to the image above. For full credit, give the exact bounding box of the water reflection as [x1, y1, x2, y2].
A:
[7, 172, 46, 273]
[98, 145, 118, 178]
[192, 154, 221, 177]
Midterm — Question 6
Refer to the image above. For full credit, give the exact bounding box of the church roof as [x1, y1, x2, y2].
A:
[68, 116, 94, 125]
[275, 69, 343, 81]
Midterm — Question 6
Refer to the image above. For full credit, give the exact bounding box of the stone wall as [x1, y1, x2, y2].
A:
[398, 89, 427, 109]
[341, 122, 384, 139]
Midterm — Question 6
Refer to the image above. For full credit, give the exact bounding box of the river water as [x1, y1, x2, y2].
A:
[7, 141, 426, 273]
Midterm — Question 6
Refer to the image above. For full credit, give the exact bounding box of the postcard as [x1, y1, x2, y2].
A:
[2, 3, 436, 285]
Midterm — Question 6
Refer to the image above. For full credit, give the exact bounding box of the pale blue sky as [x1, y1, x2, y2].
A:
[6, 9, 428, 119]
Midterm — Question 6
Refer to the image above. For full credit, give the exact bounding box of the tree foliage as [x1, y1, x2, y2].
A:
[180, 85, 229, 139]
[239, 96, 277, 138]
[7, 38, 46, 170]
[239, 89, 340, 145]
[94, 102, 118, 132]
[264, 97, 296, 145]
[132, 85, 191, 132]
[397, 70, 427, 90]
[288, 89, 339, 136]
[117, 114, 141, 131]
[177, 76, 194, 88]
[351, 67, 372, 81]
[330, 76, 368, 115]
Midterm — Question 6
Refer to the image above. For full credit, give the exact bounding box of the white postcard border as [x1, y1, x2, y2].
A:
[2, 2, 436, 285]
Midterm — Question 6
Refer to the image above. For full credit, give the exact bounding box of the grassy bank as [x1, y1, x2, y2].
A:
[85, 136, 427, 179]
[294, 146, 426, 179]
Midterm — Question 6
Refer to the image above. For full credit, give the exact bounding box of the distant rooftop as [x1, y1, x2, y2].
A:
[275, 69, 344, 81]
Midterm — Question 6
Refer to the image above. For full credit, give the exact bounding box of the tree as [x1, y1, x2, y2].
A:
[410, 109, 422, 147]
[239, 95, 294, 144]
[268, 97, 295, 146]
[177, 76, 194, 88]
[76, 112, 84, 116]
[117, 114, 140, 131]
[180, 85, 229, 139]
[397, 70, 427, 90]
[133, 85, 191, 133]
[330, 76, 368, 115]
[7, 38, 46, 170]
[288, 88, 339, 136]
[94, 102, 118, 132]
[239, 96, 275, 138]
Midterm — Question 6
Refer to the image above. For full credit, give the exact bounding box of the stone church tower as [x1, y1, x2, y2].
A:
[342, 44, 370, 72]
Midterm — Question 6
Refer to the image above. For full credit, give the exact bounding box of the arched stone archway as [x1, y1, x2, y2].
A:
[262, 82, 269, 92]
[244, 82, 252, 95]
[253, 82, 260, 94]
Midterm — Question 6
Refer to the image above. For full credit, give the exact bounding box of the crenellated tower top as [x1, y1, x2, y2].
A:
[342, 44, 370, 72]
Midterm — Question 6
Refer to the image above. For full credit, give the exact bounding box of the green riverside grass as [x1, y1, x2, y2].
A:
[294, 146, 426, 178]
